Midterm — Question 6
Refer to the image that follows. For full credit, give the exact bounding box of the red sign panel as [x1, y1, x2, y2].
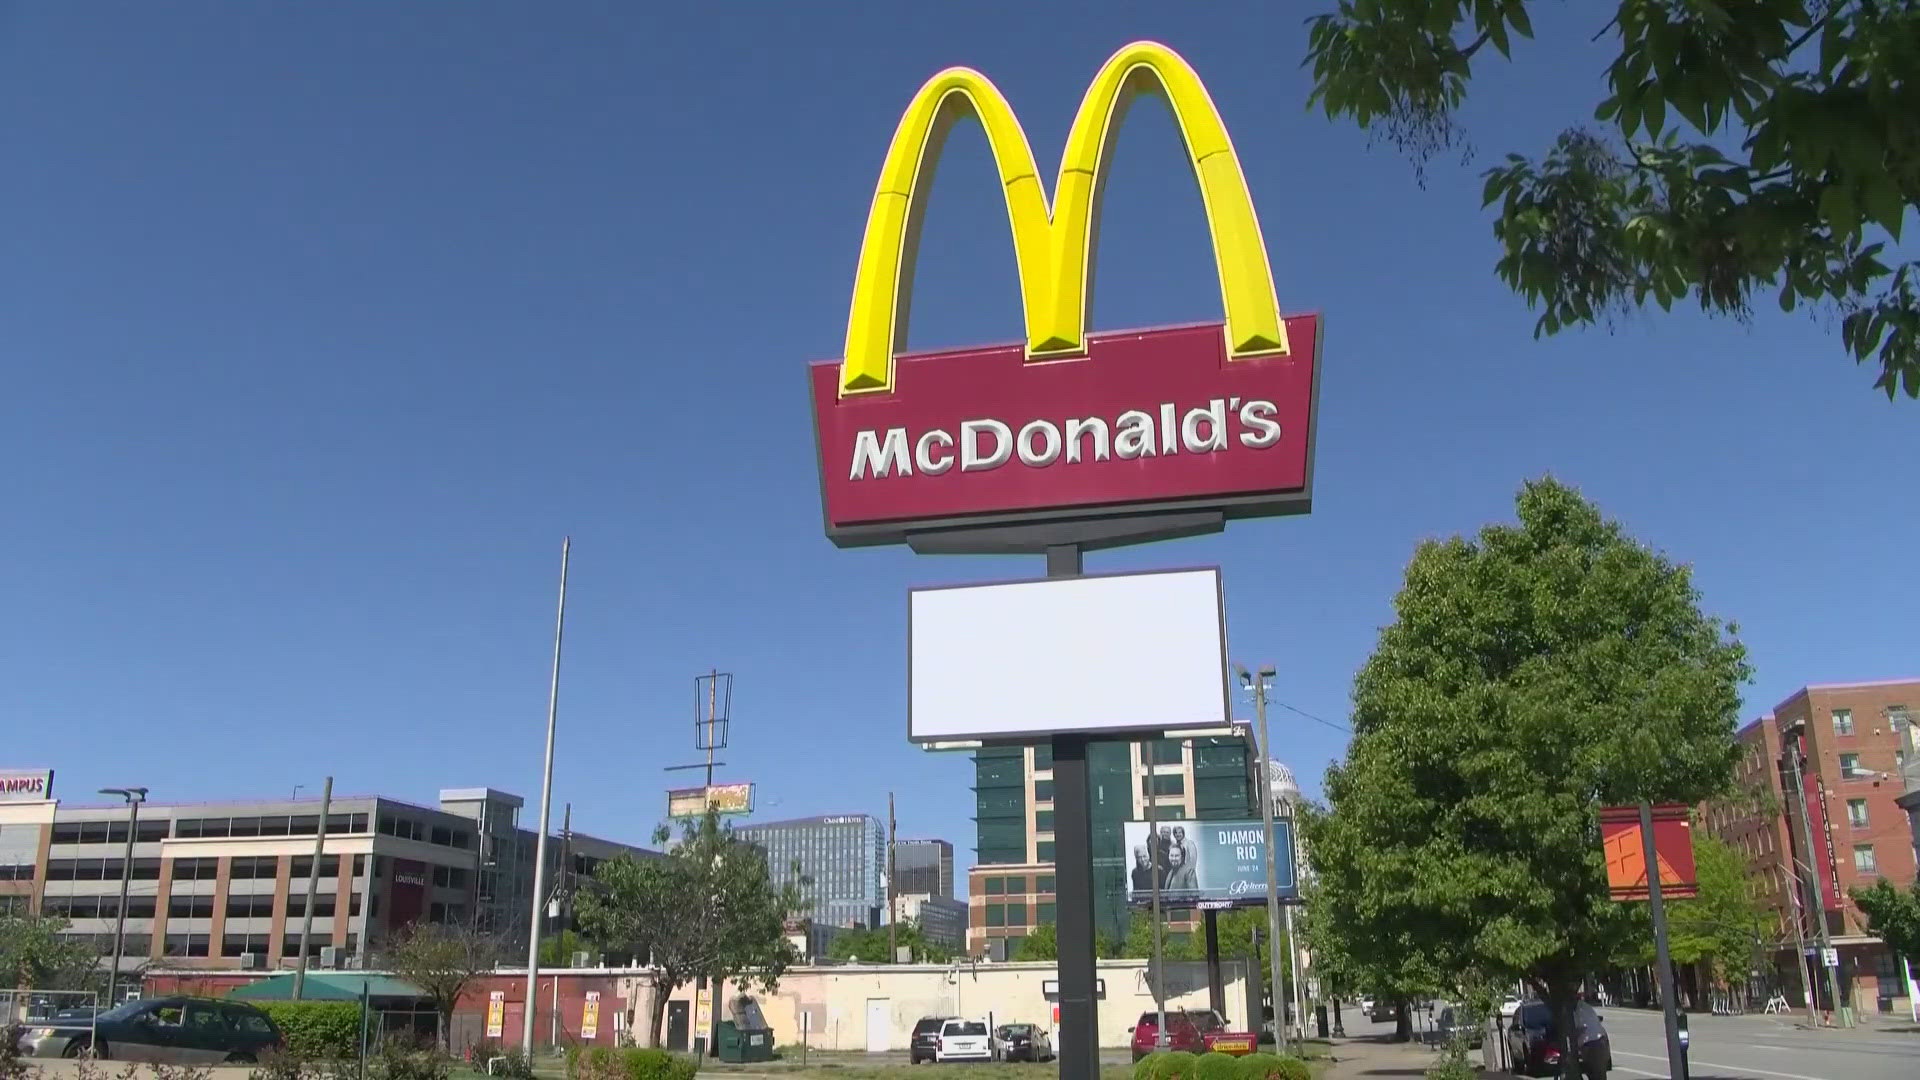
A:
[1599, 804, 1699, 901]
[809, 319, 1320, 545]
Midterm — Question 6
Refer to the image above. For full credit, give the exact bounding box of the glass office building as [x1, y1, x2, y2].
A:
[891, 838, 954, 899]
[737, 814, 884, 930]
[967, 732, 1258, 955]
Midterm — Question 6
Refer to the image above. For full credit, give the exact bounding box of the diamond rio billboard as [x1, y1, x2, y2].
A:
[809, 41, 1320, 546]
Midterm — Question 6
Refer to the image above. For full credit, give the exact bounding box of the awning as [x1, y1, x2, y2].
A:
[229, 973, 425, 1001]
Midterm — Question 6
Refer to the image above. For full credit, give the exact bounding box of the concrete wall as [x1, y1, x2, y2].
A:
[663, 959, 1251, 1051]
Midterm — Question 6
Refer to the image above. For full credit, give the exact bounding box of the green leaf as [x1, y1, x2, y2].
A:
[1819, 184, 1860, 238]
[1778, 281, 1796, 312]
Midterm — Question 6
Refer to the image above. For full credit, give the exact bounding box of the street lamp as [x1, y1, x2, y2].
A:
[98, 786, 149, 1006]
[1233, 663, 1287, 1056]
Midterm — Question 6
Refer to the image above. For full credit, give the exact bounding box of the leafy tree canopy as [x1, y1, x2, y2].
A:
[575, 810, 805, 1048]
[0, 913, 100, 991]
[1615, 832, 1768, 988]
[379, 919, 505, 1047]
[826, 919, 956, 964]
[1301, 477, 1748, 1053]
[1851, 878, 1920, 969]
[1306, 1, 1920, 397]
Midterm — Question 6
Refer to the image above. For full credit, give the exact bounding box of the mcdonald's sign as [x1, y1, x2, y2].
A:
[809, 42, 1321, 547]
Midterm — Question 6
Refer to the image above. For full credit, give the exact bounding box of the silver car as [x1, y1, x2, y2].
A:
[16, 997, 283, 1063]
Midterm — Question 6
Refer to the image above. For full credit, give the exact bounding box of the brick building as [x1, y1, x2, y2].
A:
[1703, 680, 1920, 1015]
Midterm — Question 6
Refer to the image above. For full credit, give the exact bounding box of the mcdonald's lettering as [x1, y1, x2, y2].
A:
[809, 42, 1320, 546]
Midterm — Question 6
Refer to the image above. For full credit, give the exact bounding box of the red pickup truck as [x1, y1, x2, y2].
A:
[1130, 1009, 1259, 1060]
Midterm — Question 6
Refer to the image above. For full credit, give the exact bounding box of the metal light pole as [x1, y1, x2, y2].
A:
[1144, 741, 1167, 1049]
[1781, 720, 1850, 1027]
[1236, 664, 1287, 1055]
[523, 537, 571, 1055]
[97, 786, 148, 1006]
[292, 776, 333, 1000]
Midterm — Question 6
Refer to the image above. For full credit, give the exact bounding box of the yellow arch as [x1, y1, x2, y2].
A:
[838, 41, 1289, 397]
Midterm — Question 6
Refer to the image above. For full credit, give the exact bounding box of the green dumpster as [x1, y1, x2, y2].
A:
[716, 1020, 775, 1063]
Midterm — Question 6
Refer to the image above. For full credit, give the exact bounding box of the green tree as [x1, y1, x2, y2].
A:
[824, 920, 954, 964]
[538, 929, 595, 968]
[1305, 1, 1920, 398]
[378, 918, 504, 1049]
[1300, 477, 1747, 1069]
[1851, 879, 1920, 974]
[1012, 922, 1057, 961]
[1612, 832, 1768, 1005]
[575, 810, 805, 1050]
[0, 913, 98, 991]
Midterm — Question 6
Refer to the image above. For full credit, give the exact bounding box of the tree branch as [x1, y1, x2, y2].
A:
[1459, 29, 1495, 60]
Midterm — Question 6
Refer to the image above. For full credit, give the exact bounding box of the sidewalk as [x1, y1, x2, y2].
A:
[1320, 1034, 1449, 1080]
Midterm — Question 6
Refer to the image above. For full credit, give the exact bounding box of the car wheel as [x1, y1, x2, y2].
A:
[62, 1040, 90, 1059]
[227, 1053, 257, 1064]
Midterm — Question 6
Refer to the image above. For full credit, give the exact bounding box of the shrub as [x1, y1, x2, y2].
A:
[1153, 1050, 1200, 1080]
[250, 1049, 311, 1080]
[1195, 1052, 1241, 1080]
[1425, 1042, 1476, 1080]
[256, 1003, 364, 1060]
[569, 1048, 696, 1080]
[1238, 1053, 1308, 1080]
[369, 1041, 448, 1080]
[1133, 1051, 1164, 1080]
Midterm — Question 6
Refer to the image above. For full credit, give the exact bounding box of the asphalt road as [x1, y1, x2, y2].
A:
[1594, 1006, 1916, 1080]
[1337, 1005, 1916, 1080]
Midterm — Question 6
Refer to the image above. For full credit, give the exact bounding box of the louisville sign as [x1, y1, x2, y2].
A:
[810, 41, 1320, 546]
[1600, 805, 1699, 901]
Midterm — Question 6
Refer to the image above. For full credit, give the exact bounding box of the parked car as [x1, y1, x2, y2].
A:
[1130, 1009, 1258, 1061]
[909, 1016, 953, 1065]
[994, 1023, 1052, 1062]
[935, 1018, 994, 1064]
[1367, 999, 1397, 1023]
[1504, 1002, 1611, 1079]
[16, 997, 283, 1063]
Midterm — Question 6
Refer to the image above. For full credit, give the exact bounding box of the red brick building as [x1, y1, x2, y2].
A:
[1703, 679, 1920, 1015]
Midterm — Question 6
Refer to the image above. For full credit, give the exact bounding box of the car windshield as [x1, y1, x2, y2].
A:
[1517, 1004, 1552, 1028]
[945, 1022, 987, 1037]
[914, 1020, 944, 1035]
[1188, 1012, 1222, 1032]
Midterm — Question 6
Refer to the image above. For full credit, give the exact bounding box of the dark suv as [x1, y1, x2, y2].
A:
[16, 997, 283, 1063]
[909, 1016, 952, 1065]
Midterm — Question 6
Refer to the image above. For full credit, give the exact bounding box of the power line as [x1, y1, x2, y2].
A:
[1274, 700, 1352, 734]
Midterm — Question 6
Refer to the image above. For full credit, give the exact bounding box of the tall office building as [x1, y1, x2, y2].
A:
[737, 814, 884, 930]
[891, 838, 953, 898]
[966, 731, 1258, 956]
[1703, 680, 1919, 1015]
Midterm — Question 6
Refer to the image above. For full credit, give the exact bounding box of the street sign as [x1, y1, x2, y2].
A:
[1823, 947, 1839, 968]
[1599, 805, 1698, 900]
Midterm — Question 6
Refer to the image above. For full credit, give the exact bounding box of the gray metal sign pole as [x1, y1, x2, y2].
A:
[1639, 801, 1688, 1080]
[1047, 542, 1100, 1080]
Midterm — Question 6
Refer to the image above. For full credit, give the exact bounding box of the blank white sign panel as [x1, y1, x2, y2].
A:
[908, 568, 1228, 742]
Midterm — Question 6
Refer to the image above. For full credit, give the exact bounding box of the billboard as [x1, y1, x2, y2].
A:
[1599, 805, 1699, 901]
[667, 782, 755, 820]
[909, 568, 1227, 743]
[810, 41, 1320, 547]
[1122, 819, 1296, 909]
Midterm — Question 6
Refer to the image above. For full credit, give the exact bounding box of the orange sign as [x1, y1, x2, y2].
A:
[1600, 805, 1698, 901]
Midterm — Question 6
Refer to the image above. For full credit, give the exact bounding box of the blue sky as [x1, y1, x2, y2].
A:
[3, 3, 1913, 886]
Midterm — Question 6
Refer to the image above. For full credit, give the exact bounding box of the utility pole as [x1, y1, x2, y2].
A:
[523, 536, 571, 1056]
[1781, 720, 1850, 1027]
[293, 776, 333, 1000]
[1238, 664, 1288, 1055]
[888, 792, 898, 963]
